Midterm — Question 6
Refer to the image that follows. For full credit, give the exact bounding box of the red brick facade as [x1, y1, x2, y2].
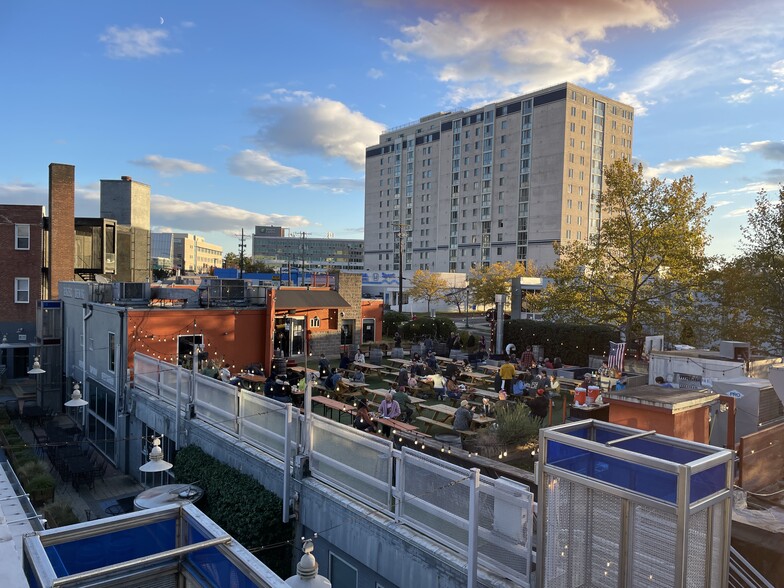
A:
[48, 163, 75, 299]
[0, 205, 45, 323]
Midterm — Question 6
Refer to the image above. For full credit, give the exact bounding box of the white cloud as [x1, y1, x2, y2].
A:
[99, 26, 178, 59]
[711, 181, 780, 198]
[384, 0, 673, 106]
[618, 3, 784, 110]
[711, 200, 732, 208]
[130, 155, 212, 176]
[646, 148, 743, 177]
[296, 178, 364, 194]
[723, 207, 752, 218]
[228, 150, 306, 185]
[252, 90, 385, 169]
[367, 68, 384, 79]
[646, 141, 784, 178]
[151, 194, 311, 234]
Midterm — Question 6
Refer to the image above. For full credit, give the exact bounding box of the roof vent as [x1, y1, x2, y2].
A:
[121, 175, 132, 181]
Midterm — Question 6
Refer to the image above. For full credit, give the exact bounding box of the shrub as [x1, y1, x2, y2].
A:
[493, 404, 541, 447]
[17, 461, 47, 487]
[400, 316, 456, 341]
[173, 445, 293, 577]
[382, 311, 409, 337]
[44, 501, 80, 528]
[26, 472, 56, 506]
[503, 319, 615, 365]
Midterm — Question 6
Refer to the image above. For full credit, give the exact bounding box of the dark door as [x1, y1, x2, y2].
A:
[362, 319, 375, 343]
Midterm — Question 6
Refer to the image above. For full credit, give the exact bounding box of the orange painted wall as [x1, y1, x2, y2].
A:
[609, 401, 711, 444]
[361, 300, 383, 343]
[127, 307, 273, 373]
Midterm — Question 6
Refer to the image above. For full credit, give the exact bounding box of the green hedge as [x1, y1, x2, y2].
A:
[503, 320, 616, 366]
[400, 316, 456, 341]
[382, 311, 409, 337]
[173, 445, 292, 577]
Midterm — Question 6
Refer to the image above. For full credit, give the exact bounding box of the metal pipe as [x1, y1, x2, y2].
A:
[466, 467, 480, 588]
[282, 403, 292, 524]
[51, 536, 232, 587]
[604, 430, 657, 446]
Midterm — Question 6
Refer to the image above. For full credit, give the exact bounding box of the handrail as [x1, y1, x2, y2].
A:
[728, 545, 774, 588]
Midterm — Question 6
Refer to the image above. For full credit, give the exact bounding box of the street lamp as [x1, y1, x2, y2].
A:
[139, 437, 173, 473]
[65, 382, 88, 408]
[27, 356, 45, 376]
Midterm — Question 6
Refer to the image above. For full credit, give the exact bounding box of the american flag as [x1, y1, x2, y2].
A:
[608, 342, 626, 372]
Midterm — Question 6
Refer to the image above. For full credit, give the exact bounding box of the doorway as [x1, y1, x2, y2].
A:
[362, 319, 375, 343]
[274, 317, 305, 357]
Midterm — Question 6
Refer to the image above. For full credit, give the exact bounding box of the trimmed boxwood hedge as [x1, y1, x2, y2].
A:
[504, 319, 616, 366]
[173, 445, 292, 577]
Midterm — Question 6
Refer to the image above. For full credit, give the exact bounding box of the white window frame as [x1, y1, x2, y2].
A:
[14, 278, 29, 303]
[15, 224, 30, 250]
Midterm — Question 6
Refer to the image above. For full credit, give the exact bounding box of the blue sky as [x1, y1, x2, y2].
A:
[1, 0, 782, 260]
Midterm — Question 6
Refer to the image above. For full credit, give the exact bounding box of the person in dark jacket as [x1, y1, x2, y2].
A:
[353, 398, 375, 432]
[525, 388, 549, 420]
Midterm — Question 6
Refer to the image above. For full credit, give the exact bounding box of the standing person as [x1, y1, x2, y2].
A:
[453, 400, 474, 431]
[426, 351, 438, 372]
[449, 332, 462, 351]
[378, 392, 401, 436]
[479, 335, 486, 354]
[353, 398, 375, 432]
[318, 354, 330, 379]
[393, 331, 402, 348]
[495, 391, 510, 414]
[519, 345, 535, 370]
[499, 358, 516, 392]
[423, 336, 434, 355]
[339, 352, 351, 370]
[429, 372, 447, 401]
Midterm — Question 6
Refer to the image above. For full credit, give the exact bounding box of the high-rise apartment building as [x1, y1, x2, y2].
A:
[364, 82, 634, 273]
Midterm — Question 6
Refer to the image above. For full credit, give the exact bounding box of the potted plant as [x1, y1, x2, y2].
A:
[26, 473, 56, 506]
[44, 501, 79, 528]
[16, 461, 47, 487]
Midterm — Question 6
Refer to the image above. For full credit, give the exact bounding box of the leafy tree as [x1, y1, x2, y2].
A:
[223, 253, 276, 274]
[734, 186, 784, 353]
[468, 261, 540, 307]
[531, 160, 714, 344]
[407, 270, 449, 313]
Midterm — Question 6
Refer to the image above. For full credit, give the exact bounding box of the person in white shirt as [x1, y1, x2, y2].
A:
[220, 363, 231, 383]
[354, 349, 366, 364]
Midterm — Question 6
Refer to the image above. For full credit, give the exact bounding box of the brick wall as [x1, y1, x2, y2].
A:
[0, 205, 45, 323]
[48, 163, 75, 299]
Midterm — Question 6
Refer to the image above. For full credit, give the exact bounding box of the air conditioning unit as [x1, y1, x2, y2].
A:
[112, 282, 150, 302]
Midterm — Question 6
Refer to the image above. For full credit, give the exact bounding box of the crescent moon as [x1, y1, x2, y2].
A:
[160, 16, 164, 25]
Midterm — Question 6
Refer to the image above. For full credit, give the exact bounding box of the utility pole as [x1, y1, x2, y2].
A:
[393, 222, 409, 312]
[290, 231, 311, 286]
[237, 228, 247, 279]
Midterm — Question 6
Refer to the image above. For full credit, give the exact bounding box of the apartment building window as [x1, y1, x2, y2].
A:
[15, 278, 29, 303]
[15, 224, 30, 250]
[497, 247, 503, 255]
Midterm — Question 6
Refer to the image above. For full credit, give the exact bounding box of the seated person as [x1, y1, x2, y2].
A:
[479, 397, 495, 418]
[453, 400, 474, 431]
[271, 378, 292, 404]
[351, 369, 365, 383]
[354, 349, 366, 364]
[391, 383, 414, 423]
[546, 374, 561, 396]
[446, 375, 463, 402]
[426, 352, 438, 372]
[524, 388, 549, 420]
[552, 357, 563, 369]
[614, 375, 628, 391]
[512, 374, 527, 398]
[377, 392, 402, 436]
[495, 391, 511, 414]
[444, 360, 461, 380]
[654, 376, 674, 388]
[353, 398, 375, 432]
[324, 369, 342, 391]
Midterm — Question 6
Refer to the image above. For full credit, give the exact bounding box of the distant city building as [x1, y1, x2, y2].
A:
[152, 232, 223, 274]
[252, 225, 363, 272]
[100, 176, 151, 282]
[364, 82, 634, 273]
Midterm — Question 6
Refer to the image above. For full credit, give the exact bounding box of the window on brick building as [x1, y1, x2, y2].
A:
[15, 278, 29, 303]
[15, 224, 30, 250]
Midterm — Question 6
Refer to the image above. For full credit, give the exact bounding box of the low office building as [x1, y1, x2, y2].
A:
[252, 225, 363, 273]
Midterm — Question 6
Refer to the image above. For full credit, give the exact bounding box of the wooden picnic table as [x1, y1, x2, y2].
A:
[236, 373, 266, 392]
[351, 361, 385, 376]
[426, 403, 495, 428]
[365, 388, 427, 411]
[386, 358, 413, 368]
[289, 366, 319, 377]
[311, 396, 356, 425]
[468, 388, 499, 401]
[460, 370, 491, 384]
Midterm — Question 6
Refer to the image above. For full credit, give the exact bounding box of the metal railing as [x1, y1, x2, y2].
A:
[729, 546, 774, 588]
[132, 353, 534, 587]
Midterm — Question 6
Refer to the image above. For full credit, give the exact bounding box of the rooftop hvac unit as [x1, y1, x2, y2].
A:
[200, 279, 246, 306]
[112, 282, 151, 302]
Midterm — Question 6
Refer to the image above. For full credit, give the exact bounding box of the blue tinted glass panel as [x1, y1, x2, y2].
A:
[690, 463, 727, 502]
[186, 547, 259, 588]
[613, 438, 706, 465]
[45, 519, 177, 576]
[547, 440, 678, 503]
